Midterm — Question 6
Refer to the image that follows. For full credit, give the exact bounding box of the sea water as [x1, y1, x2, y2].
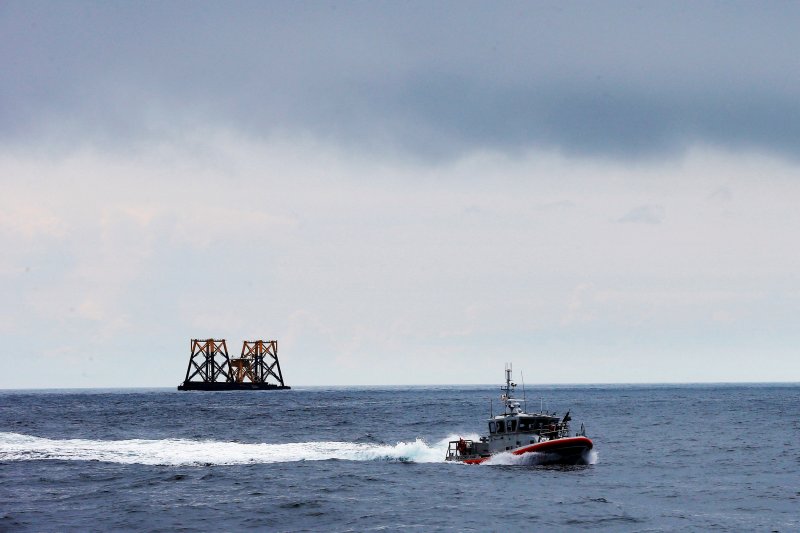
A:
[1, 385, 798, 531]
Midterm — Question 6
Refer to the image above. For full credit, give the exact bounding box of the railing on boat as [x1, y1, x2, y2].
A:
[445, 439, 476, 461]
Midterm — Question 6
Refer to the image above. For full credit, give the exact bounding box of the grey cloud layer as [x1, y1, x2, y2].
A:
[3, 1, 800, 158]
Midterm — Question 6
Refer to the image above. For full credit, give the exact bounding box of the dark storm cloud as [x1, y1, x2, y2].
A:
[3, 1, 800, 159]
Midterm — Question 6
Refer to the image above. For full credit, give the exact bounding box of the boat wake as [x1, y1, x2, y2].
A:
[0, 432, 481, 467]
[1, 432, 595, 467]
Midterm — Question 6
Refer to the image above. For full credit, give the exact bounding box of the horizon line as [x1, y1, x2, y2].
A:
[2, 380, 799, 391]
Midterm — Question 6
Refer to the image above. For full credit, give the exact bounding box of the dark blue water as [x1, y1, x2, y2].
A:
[1, 385, 798, 531]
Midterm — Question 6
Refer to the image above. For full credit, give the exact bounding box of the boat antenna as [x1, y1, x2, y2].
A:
[521, 371, 527, 412]
[503, 362, 515, 415]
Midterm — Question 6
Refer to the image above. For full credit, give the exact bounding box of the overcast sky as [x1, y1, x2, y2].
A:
[2, 1, 799, 388]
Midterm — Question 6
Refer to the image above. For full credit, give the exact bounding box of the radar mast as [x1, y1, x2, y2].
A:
[500, 362, 522, 414]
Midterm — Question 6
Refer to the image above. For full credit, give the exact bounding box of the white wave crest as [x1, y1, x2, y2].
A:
[0, 432, 479, 466]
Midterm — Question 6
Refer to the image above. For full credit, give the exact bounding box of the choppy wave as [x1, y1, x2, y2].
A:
[0, 432, 479, 466]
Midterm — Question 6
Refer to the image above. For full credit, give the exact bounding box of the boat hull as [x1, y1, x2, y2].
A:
[462, 436, 593, 465]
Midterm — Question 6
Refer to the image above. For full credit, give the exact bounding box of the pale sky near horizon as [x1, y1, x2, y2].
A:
[2, 1, 799, 388]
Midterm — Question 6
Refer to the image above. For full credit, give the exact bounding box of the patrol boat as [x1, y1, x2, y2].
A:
[446, 364, 593, 465]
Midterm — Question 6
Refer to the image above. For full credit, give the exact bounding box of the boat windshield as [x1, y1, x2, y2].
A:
[517, 416, 557, 432]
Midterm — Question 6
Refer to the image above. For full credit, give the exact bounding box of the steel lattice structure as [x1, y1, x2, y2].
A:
[178, 338, 289, 390]
[238, 340, 286, 387]
[183, 339, 232, 384]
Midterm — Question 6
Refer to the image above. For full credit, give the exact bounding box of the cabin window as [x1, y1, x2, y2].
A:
[518, 417, 542, 431]
[488, 422, 496, 434]
[508, 420, 517, 432]
[496, 420, 505, 433]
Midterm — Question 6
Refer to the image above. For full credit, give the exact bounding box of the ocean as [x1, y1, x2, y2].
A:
[1, 384, 798, 531]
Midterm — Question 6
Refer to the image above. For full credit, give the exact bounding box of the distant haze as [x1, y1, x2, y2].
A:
[1, 1, 799, 387]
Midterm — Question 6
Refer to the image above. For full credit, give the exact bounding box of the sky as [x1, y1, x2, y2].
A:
[1, 1, 799, 388]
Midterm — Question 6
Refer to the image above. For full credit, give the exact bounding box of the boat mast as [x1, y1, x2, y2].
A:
[501, 362, 519, 415]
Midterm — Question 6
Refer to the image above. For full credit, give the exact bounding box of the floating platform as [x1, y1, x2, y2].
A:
[178, 338, 290, 391]
[177, 382, 290, 391]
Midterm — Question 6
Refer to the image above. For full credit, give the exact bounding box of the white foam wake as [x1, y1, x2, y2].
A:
[0, 432, 479, 466]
